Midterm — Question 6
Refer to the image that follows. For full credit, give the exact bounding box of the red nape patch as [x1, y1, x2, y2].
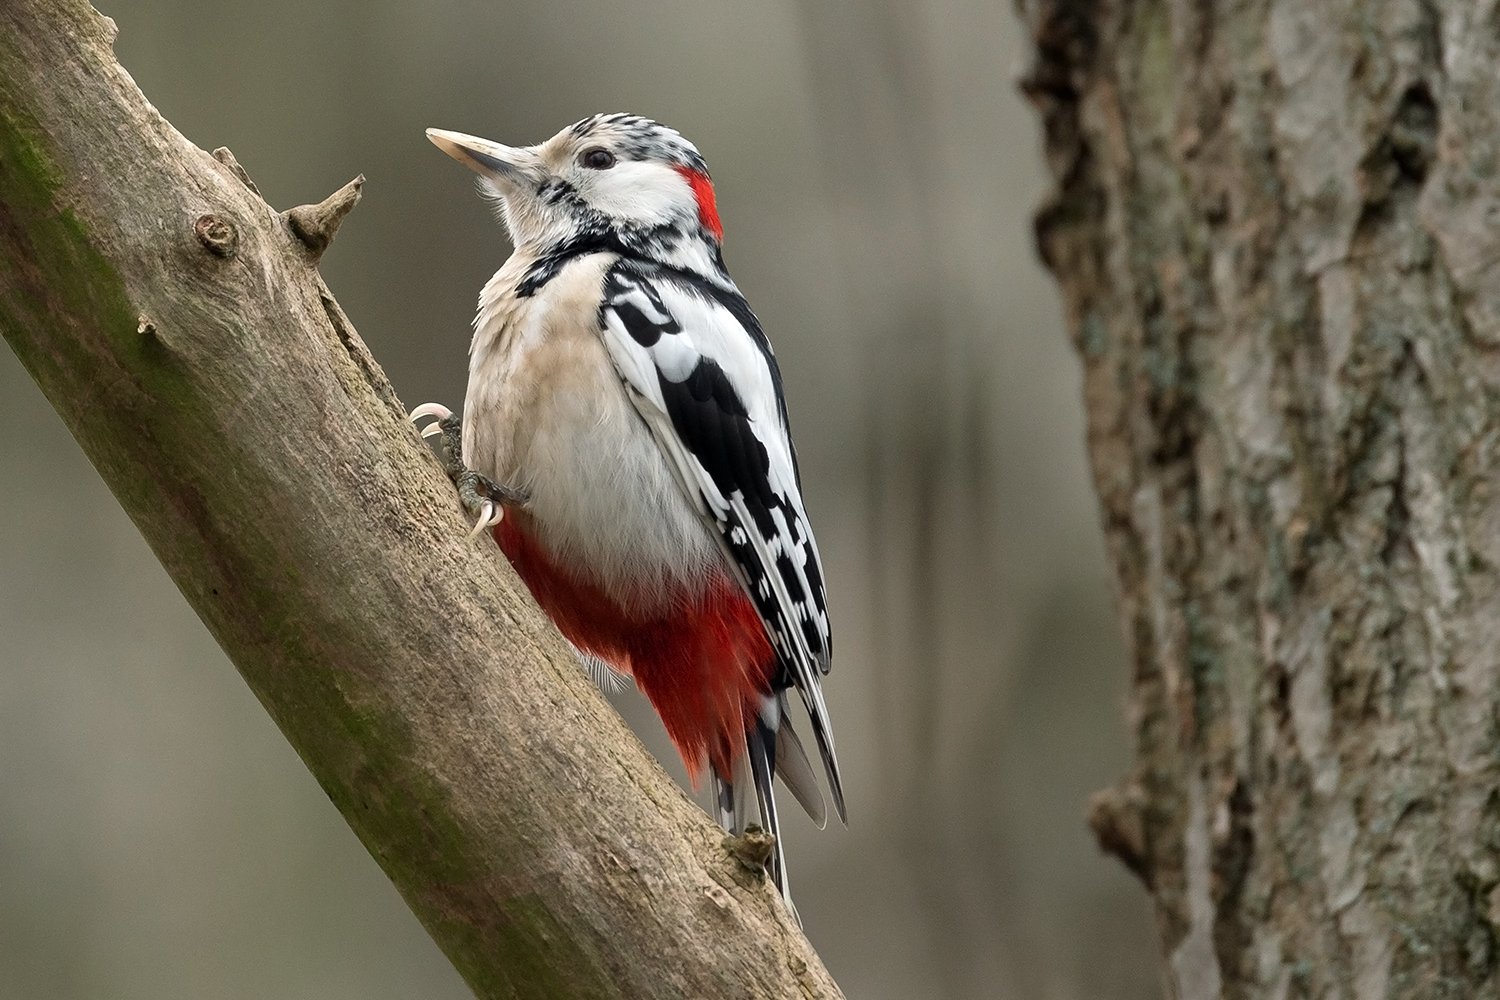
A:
[674, 165, 724, 242]
[496, 513, 772, 784]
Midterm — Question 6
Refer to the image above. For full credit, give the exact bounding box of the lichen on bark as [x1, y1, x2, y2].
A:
[1020, 0, 1500, 995]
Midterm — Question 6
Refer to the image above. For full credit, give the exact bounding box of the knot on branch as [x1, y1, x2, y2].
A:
[195, 214, 237, 257]
[1087, 782, 1152, 887]
[284, 176, 364, 264]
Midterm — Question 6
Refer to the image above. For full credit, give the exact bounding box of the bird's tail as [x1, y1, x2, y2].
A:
[713, 696, 825, 924]
[746, 717, 790, 908]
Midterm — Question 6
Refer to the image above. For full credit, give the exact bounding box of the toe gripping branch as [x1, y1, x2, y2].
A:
[410, 404, 529, 542]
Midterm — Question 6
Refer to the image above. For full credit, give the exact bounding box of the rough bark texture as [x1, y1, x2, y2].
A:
[0, 3, 844, 997]
[1020, 0, 1500, 996]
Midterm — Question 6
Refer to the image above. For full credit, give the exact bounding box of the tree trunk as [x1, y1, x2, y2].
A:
[0, 3, 843, 997]
[1019, 0, 1500, 995]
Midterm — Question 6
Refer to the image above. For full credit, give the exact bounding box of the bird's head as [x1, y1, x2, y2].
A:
[428, 114, 724, 270]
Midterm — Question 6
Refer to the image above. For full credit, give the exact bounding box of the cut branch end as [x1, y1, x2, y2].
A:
[723, 828, 777, 873]
[212, 146, 262, 199]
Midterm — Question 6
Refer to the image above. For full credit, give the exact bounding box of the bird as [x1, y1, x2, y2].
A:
[409, 114, 844, 914]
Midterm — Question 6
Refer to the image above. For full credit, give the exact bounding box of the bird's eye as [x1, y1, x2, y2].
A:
[581, 147, 616, 170]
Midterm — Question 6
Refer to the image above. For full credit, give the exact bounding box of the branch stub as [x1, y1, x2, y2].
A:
[284, 175, 364, 264]
[212, 146, 262, 198]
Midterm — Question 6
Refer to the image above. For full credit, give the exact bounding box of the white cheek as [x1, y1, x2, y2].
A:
[584, 162, 692, 227]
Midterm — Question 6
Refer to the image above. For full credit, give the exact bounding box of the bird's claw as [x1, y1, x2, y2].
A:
[466, 501, 503, 542]
[409, 401, 452, 425]
[410, 403, 464, 478]
[410, 403, 529, 542]
[409, 402, 453, 446]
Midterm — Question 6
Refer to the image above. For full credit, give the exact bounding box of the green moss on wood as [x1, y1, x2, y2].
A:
[0, 99, 136, 394]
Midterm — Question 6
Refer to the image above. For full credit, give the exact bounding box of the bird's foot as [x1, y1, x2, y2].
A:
[410, 403, 529, 541]
[455, 469, 530, 541]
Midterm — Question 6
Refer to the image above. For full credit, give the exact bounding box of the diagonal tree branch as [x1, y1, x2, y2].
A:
[0, 2, 843, 997]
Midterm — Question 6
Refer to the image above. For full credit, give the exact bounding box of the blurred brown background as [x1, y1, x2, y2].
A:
[0, 1, 1160, 997]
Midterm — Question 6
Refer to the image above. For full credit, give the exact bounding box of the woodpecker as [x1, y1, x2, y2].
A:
[410, 114, 844, 912]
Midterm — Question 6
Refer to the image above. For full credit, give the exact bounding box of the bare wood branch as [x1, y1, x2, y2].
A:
[0, 2, 844, 997]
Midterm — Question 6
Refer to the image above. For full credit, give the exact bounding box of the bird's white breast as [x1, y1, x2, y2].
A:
[463, 252, 724, 611]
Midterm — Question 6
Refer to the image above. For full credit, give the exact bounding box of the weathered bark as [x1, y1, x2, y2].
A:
[1020, 0, 1500, 996]
[0, 3, 843, 997]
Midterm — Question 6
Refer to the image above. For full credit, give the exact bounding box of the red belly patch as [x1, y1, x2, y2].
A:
[496, 513, 773, 783]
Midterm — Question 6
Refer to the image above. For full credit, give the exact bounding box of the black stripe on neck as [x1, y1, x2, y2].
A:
[516, 226, 730, 298]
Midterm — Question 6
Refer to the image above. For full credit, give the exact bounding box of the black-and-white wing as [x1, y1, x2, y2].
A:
[598, 260, 845, 822]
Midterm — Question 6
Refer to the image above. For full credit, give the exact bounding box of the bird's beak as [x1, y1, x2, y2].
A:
[426, 128, 544, 192]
